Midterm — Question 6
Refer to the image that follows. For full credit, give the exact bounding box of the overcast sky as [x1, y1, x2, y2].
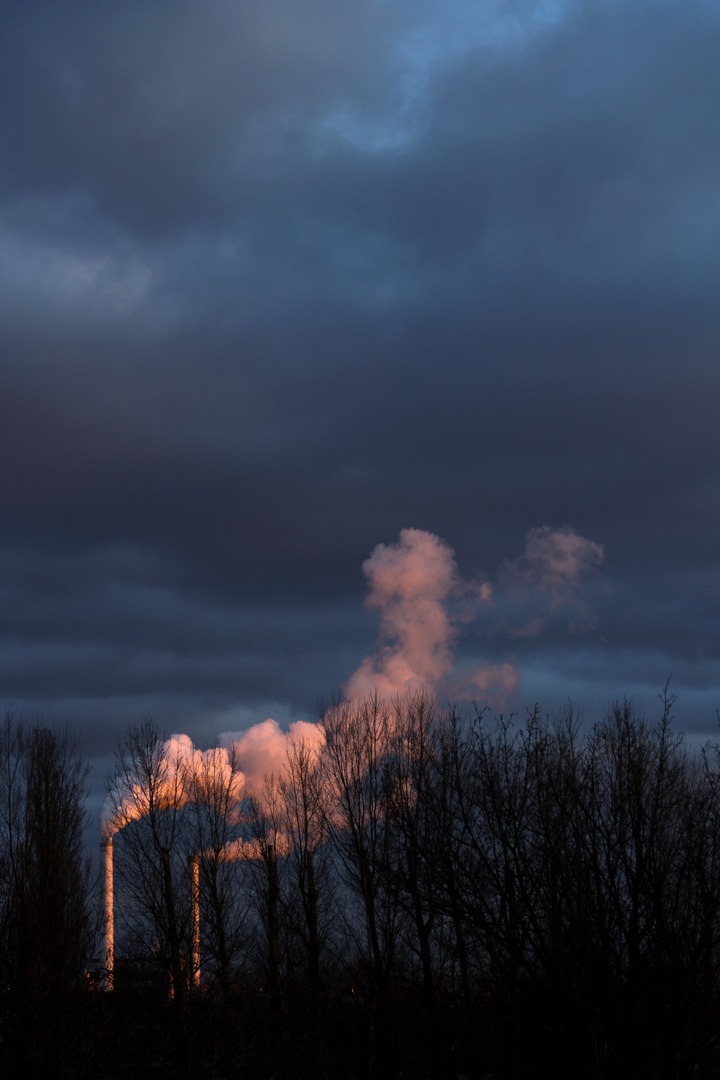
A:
[3, 0, 720, 816]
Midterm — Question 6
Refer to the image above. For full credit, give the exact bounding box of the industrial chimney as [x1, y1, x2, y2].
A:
[188, 853, 200, 989]
[101, 836, 114, 990]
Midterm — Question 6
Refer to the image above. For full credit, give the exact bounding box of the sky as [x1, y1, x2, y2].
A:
[2, 0, 720, 821]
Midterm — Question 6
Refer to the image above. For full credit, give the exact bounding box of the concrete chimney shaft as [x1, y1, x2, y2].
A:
[188, 853, 200, 989]
[101, 836, 114, 990]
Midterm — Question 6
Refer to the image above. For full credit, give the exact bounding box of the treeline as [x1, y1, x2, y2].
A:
[4, 694, 720, 1079]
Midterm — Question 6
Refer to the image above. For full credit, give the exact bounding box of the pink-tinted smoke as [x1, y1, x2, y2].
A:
[101, 734, 245, 837]
[342, 527, 507, 703]
[501, 525, 605, 634]
[102, 722, 325, 839]
[103, 524, 604, 839]
[218, 718, 325, 795]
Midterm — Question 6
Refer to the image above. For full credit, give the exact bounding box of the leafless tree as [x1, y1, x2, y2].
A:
[320, 694, 402, 1080]
[383, 691, 452, 1079]
[0, 711, 93, 1075]
[278, 728, 335, 1071]
[106, 718, 193, 1006]
[187, 744, 247, 1000]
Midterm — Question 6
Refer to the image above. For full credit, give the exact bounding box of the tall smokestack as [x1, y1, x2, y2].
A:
[101, 836, 114, 990]
[188, 853, 200, 989]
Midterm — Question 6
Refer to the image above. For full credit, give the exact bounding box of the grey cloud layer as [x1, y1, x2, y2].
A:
[1, 0, 719, 773]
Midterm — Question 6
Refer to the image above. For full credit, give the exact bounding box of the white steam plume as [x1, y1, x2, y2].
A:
[102, 523, 604, 839]
[342, 527, 506, 703]
[343, 524, 604, 703]
[102, 722, 324, 841]
[218, 718, 325, 793]
[501, 525, 605, 634]
[101, 734, 245, 837]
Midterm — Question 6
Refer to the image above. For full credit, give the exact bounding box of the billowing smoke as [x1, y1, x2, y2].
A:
[103, 523, 604, 836]
[101, 722, 324, 839]
[343, 525, 604, 703]
[101, 734, 245, 837]
[467, 662, 522, 698]
[501, 525, 605, 634]
[217, 718, 324, 794]
[343, 528, 499, 702]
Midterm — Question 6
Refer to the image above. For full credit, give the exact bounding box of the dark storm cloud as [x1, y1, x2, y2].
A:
[1, 0, 720, 784]
[0, 0, 409, 236]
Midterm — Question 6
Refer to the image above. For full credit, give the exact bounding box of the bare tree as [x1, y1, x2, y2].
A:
[187, 744, 247, 999]
[383, 692, 447, 1078]
[320, 695, 401, 1080]
[0, 711, 93, 1075]
[279, 729, 335, 1072]
[428, 695, 720, 1080]
[248, 775, 286, 998]
[106, 718, 193, 1005]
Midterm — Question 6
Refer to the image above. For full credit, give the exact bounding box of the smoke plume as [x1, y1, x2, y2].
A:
[101, 734, 245, 837]
[218, 718, 324, 794]
[343, 528, 500, 702]
[101, 722, 324, 837]
[501, 525, 605, 634]
[103, 523, 604, 837]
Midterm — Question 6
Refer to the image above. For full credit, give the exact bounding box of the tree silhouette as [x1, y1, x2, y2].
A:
[0, 711, 93, 1077]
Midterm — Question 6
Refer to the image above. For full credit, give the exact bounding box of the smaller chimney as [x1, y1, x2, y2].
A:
[188, 853, 200, 989]
[101, 837, 114, 990]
